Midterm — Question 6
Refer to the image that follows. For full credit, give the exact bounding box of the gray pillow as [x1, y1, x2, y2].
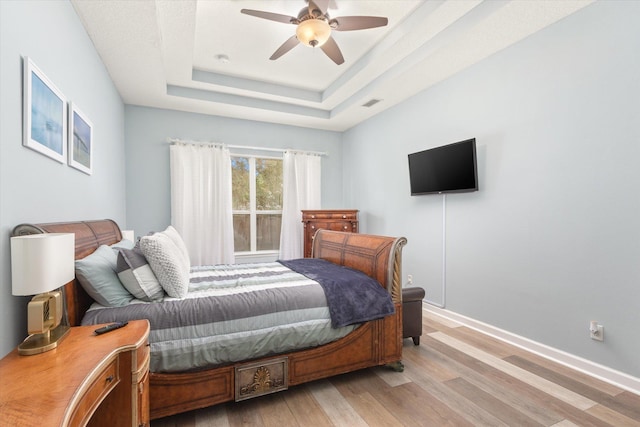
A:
[75, 245, 134, 307]
[139, 233, 190, 298]
[111, 238, 135, 250]
[116, 247, 164, 302]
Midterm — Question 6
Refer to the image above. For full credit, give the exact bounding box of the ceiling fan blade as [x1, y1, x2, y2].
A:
[270, 35, 299, 60]
[241, 9, 296, 25]
[320, 36, 344, 65]
[332, 16, 388, 31]
[308, 0, 329, 16]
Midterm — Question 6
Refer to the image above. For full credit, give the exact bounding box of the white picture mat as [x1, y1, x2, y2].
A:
[23, 57, 67, 163]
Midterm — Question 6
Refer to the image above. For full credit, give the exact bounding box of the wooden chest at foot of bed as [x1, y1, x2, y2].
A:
[235, 357, 289, 401]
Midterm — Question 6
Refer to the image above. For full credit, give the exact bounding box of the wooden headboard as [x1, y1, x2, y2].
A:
[12, 219, 122, 327]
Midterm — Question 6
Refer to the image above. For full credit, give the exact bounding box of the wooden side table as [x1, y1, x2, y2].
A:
[0, 319, 150, 427]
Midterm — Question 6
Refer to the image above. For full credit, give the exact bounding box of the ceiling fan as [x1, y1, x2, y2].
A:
[240, 0, 388, 65]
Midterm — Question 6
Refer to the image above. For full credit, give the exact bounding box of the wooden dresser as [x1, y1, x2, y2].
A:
[0, 319, 150, 427]
[302, 209, 359, 257]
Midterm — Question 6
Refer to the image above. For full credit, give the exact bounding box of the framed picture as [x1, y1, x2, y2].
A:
[23, 57, 67, 163]
[68, 103, 93, 175]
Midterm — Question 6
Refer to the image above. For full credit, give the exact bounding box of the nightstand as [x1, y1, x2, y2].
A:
[0, 319, 150, 427]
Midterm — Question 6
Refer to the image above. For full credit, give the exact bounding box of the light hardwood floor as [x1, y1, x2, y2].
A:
[152, 309, 640, 426]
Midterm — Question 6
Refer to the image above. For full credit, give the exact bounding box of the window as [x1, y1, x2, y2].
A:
[231, 156, 283, 253]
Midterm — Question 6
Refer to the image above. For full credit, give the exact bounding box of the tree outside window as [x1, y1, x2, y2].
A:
[231, 156, 283, 253]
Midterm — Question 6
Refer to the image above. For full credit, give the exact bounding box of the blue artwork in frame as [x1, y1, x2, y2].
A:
[68, 103, 93, 175]
[23, 57, 67, 163]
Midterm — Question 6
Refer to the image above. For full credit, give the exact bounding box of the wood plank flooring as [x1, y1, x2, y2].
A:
[152, 309, 640, 426]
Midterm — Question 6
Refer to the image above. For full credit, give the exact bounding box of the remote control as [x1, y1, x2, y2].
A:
[94, 321, 128, 335]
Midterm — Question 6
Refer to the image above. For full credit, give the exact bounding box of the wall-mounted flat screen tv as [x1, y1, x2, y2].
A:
[408, 138, 478, 195]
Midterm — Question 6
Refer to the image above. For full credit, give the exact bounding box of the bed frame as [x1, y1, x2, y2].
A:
[12, 219, 407, 420]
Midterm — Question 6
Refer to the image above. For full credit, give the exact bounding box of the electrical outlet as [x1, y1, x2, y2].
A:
[407, 274, 413, 285]
[590, 321, 604, 341]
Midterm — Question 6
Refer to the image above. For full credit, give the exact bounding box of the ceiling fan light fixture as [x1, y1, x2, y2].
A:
[296, 19, 331, 47]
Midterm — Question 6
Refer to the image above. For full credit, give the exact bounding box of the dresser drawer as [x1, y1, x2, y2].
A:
[302, 211, 358, 221]
[69, 358, 119, 426]
[136, 337, 150, 373]
[307, 221, 355, 232]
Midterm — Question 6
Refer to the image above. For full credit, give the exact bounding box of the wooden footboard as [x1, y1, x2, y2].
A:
[12, 221, 407, 420]
[311, 230, 406, 304]
[150, 230, 407, 419]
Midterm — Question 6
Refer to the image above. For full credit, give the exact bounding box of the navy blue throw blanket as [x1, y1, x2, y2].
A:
[278, 258, 395, 328]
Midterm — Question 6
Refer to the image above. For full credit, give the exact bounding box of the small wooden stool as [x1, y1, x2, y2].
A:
[402, 287, 425, 345]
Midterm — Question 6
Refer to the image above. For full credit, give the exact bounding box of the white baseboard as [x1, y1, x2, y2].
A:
[423, 305, 640, 396]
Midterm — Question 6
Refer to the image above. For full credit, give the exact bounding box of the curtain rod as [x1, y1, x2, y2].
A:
[166, 138, 327, 157]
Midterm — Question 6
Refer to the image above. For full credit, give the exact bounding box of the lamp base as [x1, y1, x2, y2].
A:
[18, 324, 70, 356]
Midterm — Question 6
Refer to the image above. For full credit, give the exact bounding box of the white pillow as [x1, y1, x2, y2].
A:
[163, 225, 190, 267]
[139, 233, 190, 298]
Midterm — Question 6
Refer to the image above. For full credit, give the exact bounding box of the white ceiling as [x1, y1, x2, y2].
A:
[71, 0, 594, 132]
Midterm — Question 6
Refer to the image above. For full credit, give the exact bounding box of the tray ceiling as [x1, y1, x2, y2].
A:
[71, 0, 593, 131]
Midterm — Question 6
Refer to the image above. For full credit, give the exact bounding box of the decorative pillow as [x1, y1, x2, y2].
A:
[162, 225, 190, 268]
[111, 238, 135, 250]
[75, 245, 134, 307]
[116, 247, 164, 302]
[139, 233, 190, 298]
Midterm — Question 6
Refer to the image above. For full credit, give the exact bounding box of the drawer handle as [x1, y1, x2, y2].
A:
[311, 215, 316, 219]
[342, 215, 346, 218]
[106, 375, 114, 383]
[343, 226, 348, 230]
[311, 225, 315, 229]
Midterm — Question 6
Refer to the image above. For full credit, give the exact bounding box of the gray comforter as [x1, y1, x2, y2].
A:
[81, 260, 391, 373]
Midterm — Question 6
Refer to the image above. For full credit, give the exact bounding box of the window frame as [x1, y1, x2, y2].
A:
[231, 154, 283, 256]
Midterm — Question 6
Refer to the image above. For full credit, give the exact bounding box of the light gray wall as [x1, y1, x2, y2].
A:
[125, 106, 343, 236]
[343, 1, 640, 377]
[0, 1, 126, 357]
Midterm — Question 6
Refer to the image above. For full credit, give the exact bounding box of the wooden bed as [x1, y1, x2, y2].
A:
[12, 219, 408, 420]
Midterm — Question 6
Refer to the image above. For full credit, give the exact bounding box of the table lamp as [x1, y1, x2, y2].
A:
[11, 233, 75, 355]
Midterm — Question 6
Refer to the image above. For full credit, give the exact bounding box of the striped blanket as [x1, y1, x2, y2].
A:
[82, 261, 366, 372]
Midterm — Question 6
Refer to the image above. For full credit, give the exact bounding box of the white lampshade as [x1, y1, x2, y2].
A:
[296, 19, 331, 47]
[11, 233, 75, 296]
[121, 229, 135, 241]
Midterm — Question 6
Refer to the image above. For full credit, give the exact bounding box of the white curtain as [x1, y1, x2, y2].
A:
[170, 142, 235, 266]
[279, 151, 321, 259]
